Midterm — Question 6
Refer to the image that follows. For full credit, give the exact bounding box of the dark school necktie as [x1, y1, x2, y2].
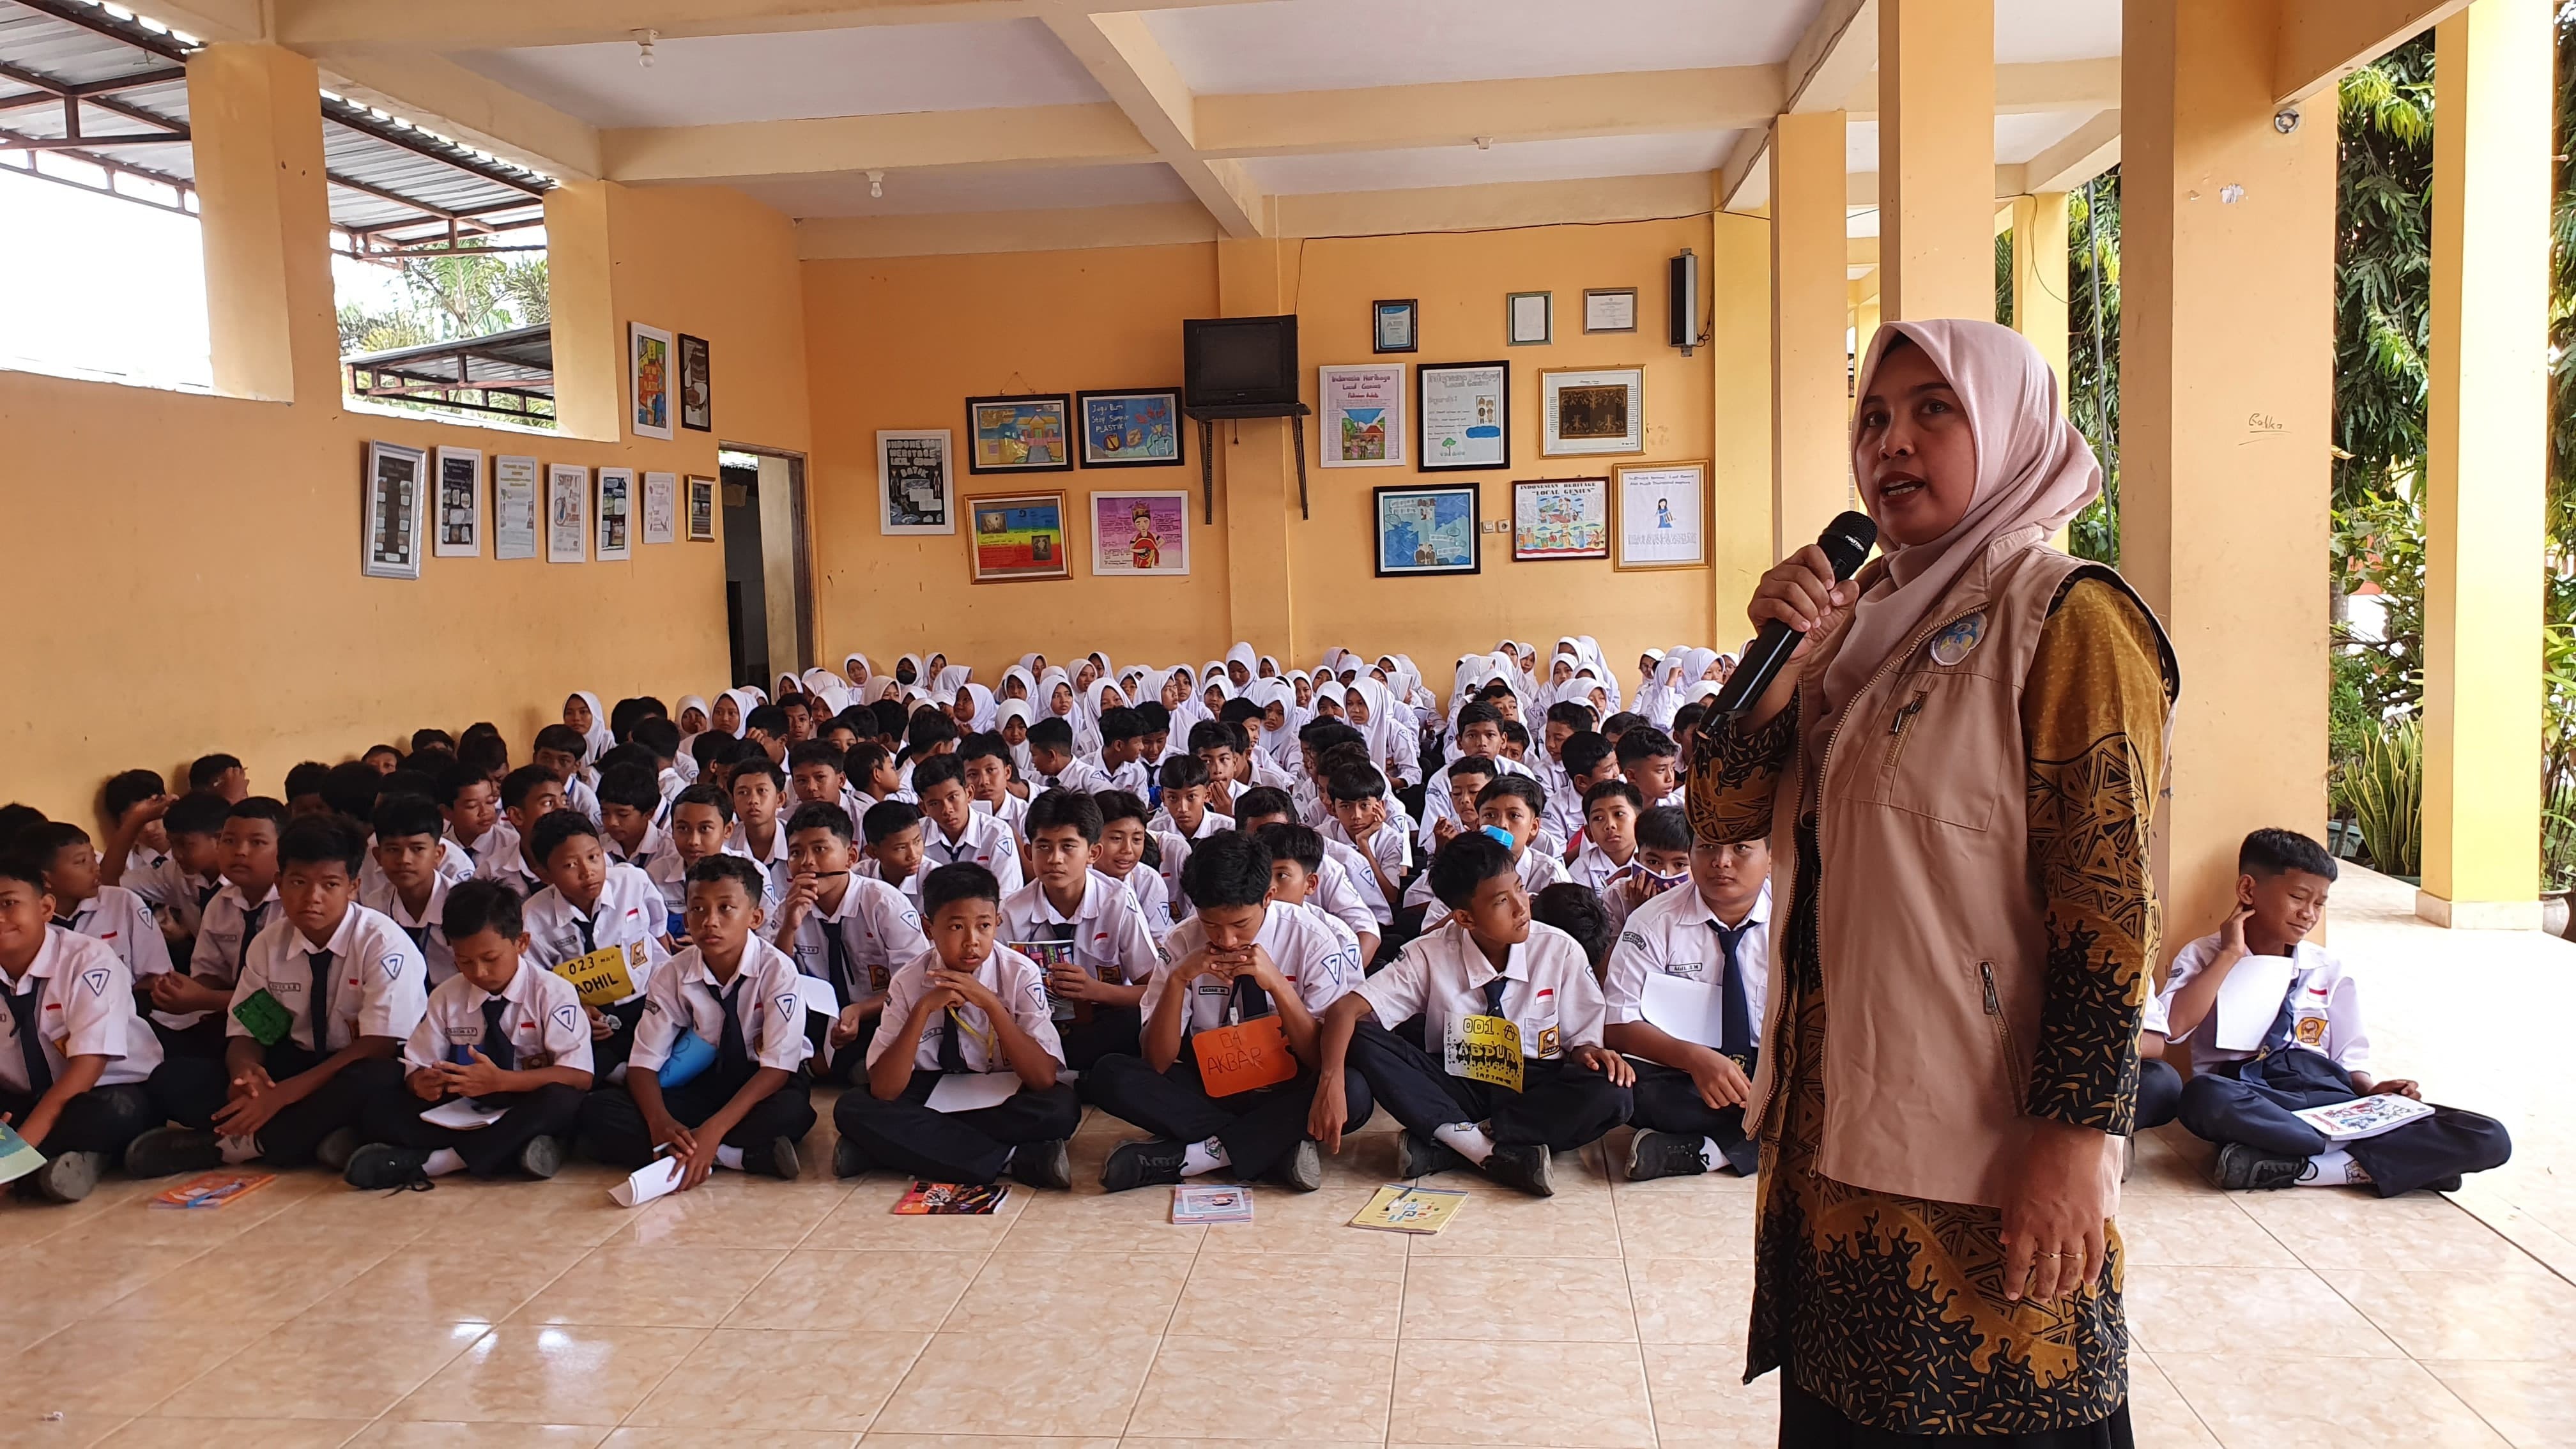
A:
[306, 949, 335, 1051]
[196, 880, 222, 914]
[823, 922, 857, 1007]
[574, 910, 597, 955]
[716, 974, 753, 1083]
[479, 993, 518, 1072]
[1480, 972, 1508, 1017]
[6, 980, 52, 1097]
[1229, 972, 1273, 1022]
[1711, 920, 1755, 1061]
[939, 1000, 969, 1074]
[238, 901, 266, 977]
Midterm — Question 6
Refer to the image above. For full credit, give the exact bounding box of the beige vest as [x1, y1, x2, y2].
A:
[1745, 526, 2173, 1212]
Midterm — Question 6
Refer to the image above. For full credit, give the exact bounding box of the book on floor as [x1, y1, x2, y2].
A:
[1172, 1184, 1254, 1224]
[1347, 1183, 1467, 1234]
[2291, 1093, 2436, 1142]
[149, 1170, 276, 1210]
[0, 1122, 41, 1186]
[893, 1180, 1009, 1215]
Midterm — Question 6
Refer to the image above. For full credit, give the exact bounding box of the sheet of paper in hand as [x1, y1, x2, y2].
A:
[2212, 954, 2300, 1051]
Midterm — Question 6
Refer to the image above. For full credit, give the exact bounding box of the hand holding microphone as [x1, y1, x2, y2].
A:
[1712, 511, 1879, 726]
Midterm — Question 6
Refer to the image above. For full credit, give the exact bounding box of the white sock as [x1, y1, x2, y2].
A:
[421, 1148, 467, 1178]
[1181, 1137, 1230, 1176]
[218, 1133, 259, 1165]
[1701, 1137, 1726, 1172]
[2296, 1147, 2370, 1187]
[1000, 1146, 1017, 1172]
[1433, 1123, 1495, 1165]
[715, 1144, 744, 1171]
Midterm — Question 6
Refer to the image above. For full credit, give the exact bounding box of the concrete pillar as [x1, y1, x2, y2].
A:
[1218, 238, 1299, 659]
[185, 43, 339, 405]
[2010, 192, 2072, 403]
[543, 181, 624, 443]
[1708, 206, 1774, 646]
[2121, 0, 2338, 950]
[1773, 111, 1851, 562]
[1879, 0, 1996, 321]
[2417, 0, 2553, 929]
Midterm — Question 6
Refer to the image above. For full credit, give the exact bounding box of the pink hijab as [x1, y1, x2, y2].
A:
[1822, 319, 2101, 714]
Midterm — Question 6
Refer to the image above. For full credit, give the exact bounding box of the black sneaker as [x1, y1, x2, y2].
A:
[518, 1134, 566, 1181]
[1009, 1138, 1072, 1190]
[1101, 1138, 1189, 1193]
[1482, 1143, 1556, 1197]
[315, 1127, 361, 1172]
[123, 1126, 220, 1179]
[832, 1137, 874, 1179]
[344, 1143, 434, 1192]
[2427, 1174, 2464, 1193]
[1397, 1130, 1466, 1179]
[26, 1150, 103, 1204]
[1625, 1129, 1710, 1183]
[1268, 1138, 1322, 1193]
[2213, 1142, 2306, 1192]
[753, 1137, 802, 1180]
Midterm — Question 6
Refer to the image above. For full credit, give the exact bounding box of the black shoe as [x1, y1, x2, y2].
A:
[2426, 1174, 2464, 1193]
[1397, 1130, 1466, 1179]
[1482, 1143, 1556, 1197]
[1625, 1129, 1710, 1183]
[751, 1137, 801, 1180]
[26, 1150, 103, 1204]
[2213, 1142, 2306, 1191]
[123, 1126, 220, 1179]
[1268, 1138, 1322, 1193]
[1101, 1138, 1189, 1193]
[1009, 1138, 1072, 1190]
[518, 1134, 566, 1181]
[832, 1137, 874, 1180]
[344, 1143, 434, 1192]
[315, 1127, 361, 1172]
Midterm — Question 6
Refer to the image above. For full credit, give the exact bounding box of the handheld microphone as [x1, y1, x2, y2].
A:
[1710, 510, 1879, 718]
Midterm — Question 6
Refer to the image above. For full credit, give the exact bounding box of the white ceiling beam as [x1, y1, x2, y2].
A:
[2022, 109, 2122, 194]
[319, 52, 604, 181]
[2274, 0, 2469, 106]
[1839, 58, 2119, 119]
[797, 200, 1215, 259]
[1273, 172, 1712, 240]
[1038, 3, 1263, 237]
[116, 0, 265, 43]
[1195, 66, 1782, 157]
[602, 102, 1146, 183]
[1846, 165, 2026, 207]
[1722, 0, 1874, 212]
[269, 0, 1269, 50]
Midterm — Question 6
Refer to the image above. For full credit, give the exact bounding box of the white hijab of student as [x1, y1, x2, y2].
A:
[995, 698, 1036, 772]
[1344, 677, 1415, 785]
[566, 691, 615, 763]
[841, 653, 871, 690]
[1246, 678, 1302, 768]
[999, 664, 1037, 705]
[715, 687, 759, 738]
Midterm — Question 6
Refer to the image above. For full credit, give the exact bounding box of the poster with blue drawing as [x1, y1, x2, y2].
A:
[1373, 484, 1480, 578]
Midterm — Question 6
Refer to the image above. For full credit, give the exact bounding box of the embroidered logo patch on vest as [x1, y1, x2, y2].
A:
[1928, 612, 1986, 667]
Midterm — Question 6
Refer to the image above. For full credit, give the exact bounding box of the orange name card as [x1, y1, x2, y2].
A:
[1194, 1014, 1298, 1097]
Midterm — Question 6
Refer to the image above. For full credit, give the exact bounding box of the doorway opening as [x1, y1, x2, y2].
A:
[717, 445, 813, 689]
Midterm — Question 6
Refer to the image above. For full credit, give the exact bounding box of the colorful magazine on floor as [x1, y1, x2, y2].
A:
[2291, 1093, 2435, 1142]
[1347, 1183, 1467, 1234]
[893, 1180, 1009, 1215]
[1172, 1184, 1253, 1224]
[0, 1122, 40, 1186]
[150, 1170, 276, 1209]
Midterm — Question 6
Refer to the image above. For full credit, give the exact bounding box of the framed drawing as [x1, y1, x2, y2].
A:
[1614, 461, 1710, 570]
[1582, 287, 1639, 334]
[1505, 290, 1552, 346]
[1089, 489, 1190, 577]
[641, 470, 678, 544]
[595, 467, 634, 561]
[1541, 366, 1645, 456]
[361, 440, 425, 580]
[1512, 477, 1610, 562]
[964, 393, 1074, 473]
[877, 429, 956, 535]
[1416, 360, 1508, 471]
[1318, 364, 1406, 468]
[1076, 388, 1183, 468]
[685, 475, 717, 542]
[1372, 298, 1418, 354]
[628, 322, 674, 440]
[968, 491, 1073, 583]
[546, 463, 589, 564]
[432, 445, 482, 557]
[1373, 484, 1480, 578]
[677, 333, 712, 432]
[492, 455, 539, 560]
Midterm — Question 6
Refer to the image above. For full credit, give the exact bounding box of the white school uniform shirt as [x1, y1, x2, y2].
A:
[1418, 755, 1537, 855]
[1000, 870, 1165, 993]
[1031, 756, 1109, 795]
[1242, 750, 1294, 791]
[362, 872, 459, 986]
[854, 859, 924, 914]
[1567, 840, 1636, 894]
[1324, 815, 1411, 895]
[1416, 846, 1573, 928]
[657, 767, 691, 816]
[521, 864, 670, 1003]
[0, 928, 162, 1092]
[452, 822, 514, 877]
[1291, 776, 1331, 829]
[1144, 898, 1363, 1038]
[61, 885, 172, 980]
[922, 810, 1025, 895]
[726, 819, 795, 898]
[474, 827, 546, 897]
[358, 835, 473, 905]
[565, 774, 602, 824]
[631, 937, 813, 1077]
[1541, 779, 1592, 850]
[188, 882, 280, 988]
[604, 819, 671, 871]
[1149, 808, 1229, 842]
[867, 944, 1064, 1073]
[227, 904, 430, 1053]
[1604, 881, 1770, 1039]
[1314, 838, 1391, 928]
[1104, 861, 1174, 935]
[651, 848, 785, 925]
[1358, 919, 1606, 1061]
[402, 959, 595, 1077]
[2144, 933, 2371, 1076]
[786, 875, 930, 1001]
[123, 858, 222, 940]
[972, 792, 1031, 846]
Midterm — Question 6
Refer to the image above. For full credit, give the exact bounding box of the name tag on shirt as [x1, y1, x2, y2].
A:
[1195, 1015, 1297, 1098]
[551, 944, 643, 1006]
[1444, 1013, 1523, 1091]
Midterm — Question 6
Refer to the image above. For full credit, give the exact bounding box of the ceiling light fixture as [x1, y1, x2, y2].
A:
[867, 169, 884, 199]
[634, 29, 659, 69]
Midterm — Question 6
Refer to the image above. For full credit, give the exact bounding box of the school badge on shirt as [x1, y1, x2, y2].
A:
[1928, 611, 1986, 666]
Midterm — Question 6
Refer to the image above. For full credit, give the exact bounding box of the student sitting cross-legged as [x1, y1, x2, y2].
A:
[1309, 831, 1632, 1197]
[774, 801, 927, 1083]
[831, 862, 1078, 1189]
[521, 811, 669, 1080]
[0, 854, 164, 1202]
[1000, 789, 1162, 1071]
[576, 854, 816, 1186]
[1603, 832, 1770, 1181]
[344, 879, 594, 1189]
[1085, 830, 1369, 1194]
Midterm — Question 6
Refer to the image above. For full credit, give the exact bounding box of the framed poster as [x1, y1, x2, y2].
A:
[1583, 288, 1639, 334]
[1373, 484, 1480, 578]
[1417, 360, 1509, 471]
[595, 466, 634, 561]
[1372, 298, 1417, 354]
[1076, 388, 1183, 468]
[1089, 489, 1189, 577]
[968, 491, 1072, 583]
[677, 333, 711, 432]
[964, 393, 1074, 473]
[1541, 366, 1645, 456]
[1513, 477, 1610, 561]
[432, 445, 481, 557]
[877, 429, 956, 535]
[1506, 290, 1552, 346]
[641, 470, 678, 544]
[492, 454, 539, 560]
[1318, 364, 1406, 468]
[362, 440, 425, 580]
[1614, 461, 1710, 570]
[546, 463, 589, 564]
[629, 322, 674, 440]
[685, 475, 717, 542]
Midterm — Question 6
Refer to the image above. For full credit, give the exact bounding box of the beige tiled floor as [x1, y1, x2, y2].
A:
[1, 863, 2565, 1448]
